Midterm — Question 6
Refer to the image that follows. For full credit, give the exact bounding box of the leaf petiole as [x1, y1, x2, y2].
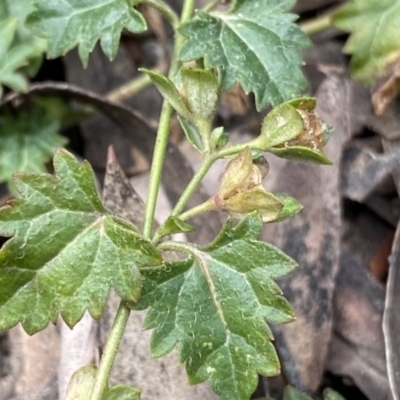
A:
[138, 0, 180, 28]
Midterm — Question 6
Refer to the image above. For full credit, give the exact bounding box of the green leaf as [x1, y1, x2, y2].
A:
[210, 126, 229, 151]
[181, 68, 219, 135]
[259, 103, 305, 149]
[0, 108, 67, 187]
[103, 385, 141, 400]
[267, 146, 333, 165]
[0, 0, 47, 77]
[179, 0, 311, 110]
[155, 216, 195, 238]
[283, 386, 312, 400]
[141, 69, 192, 120]
[26, 0, 147, 66]
[0, 18, 34, 97]
[0, 149, 162, 334]
[178, 116, 204, 152]
[333, 0, 400, 82]
[273, 193, 303, 222]
[323, 389, 346, 400]
[66, 365, 97, 400]
[137, 213, 297, 400]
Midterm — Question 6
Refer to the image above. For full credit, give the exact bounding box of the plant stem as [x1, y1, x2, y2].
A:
[299, 13, 333, 36]
[90, 302, 131, 400]
[217, 138, 261, 158]
[178, 197, 215, 221]
[170, 155, 216, 218]
[142, 0, 197, 239]
[203, 0, 220, 12]
[90, 1, 197, 397]
[140, 0, 180, 28]
[107, 72, 153, 103]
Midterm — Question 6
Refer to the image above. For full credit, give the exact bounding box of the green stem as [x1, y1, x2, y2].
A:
[170, 155, 216, 218]
[203, 0, 220, 12]
[299, 13, 333, 36]
[142, 0, 197, 239]
[139, 0, 180, 28]
[178, 197, 215, 221]
[90, 302, 131, 400]
[90, 1, 197, 397]
[107, 72, 154, 103]
[217, 137, 261, 158]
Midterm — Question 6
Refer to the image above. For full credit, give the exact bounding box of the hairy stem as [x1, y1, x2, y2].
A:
[178, 197, 216, 221]
[217, 137, 261, 158]
[142, 0, 197, 239]
[90, 303, 130, 400]
[170, 155, 216, 218]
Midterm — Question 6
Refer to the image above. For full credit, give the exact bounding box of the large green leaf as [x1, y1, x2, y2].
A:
[333, 0, 400, 82]
[0, 18, 35, 98]
[137, 213, 297, 400]
[0, 108, 67, 186]
[0, 0, 47, 77]
[179, 0, 311, 110]
[0, 149, 162, 334]
[26, 0, 147, 66]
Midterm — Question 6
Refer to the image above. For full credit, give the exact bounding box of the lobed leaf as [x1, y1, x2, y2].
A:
[26, 0, 147, 66]
[333, 0, 400, 83]
[137, 213, 297, 400]
[0, 149, 162, 334]
[179, 0, 311, 110]
[0, 108, 67, 187]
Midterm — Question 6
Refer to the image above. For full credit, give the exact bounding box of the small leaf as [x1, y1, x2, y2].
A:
[156, 216, 195, 238]
[273, 193, 303, 222]
[210, 126, 229, 151]
[267, 146, 333, 165]
[0, 149, 162, 334]
[283, 386, 312, 400]
[137, 213, 297, 400]
[141, 69, 192, 120]
[181, 68, 219, 135]
[179, 1, 311, 110]
[333, 1, 400, 83]
[66, 365, 97, 400]
[0, 108, 67, 187]
[0, 18, 34, 97]
[104, 385, 141, 400]
[259, 103, 305, 148]
[26, 0, 147, 66]
[323, 389, 346, 400]
[178, 116, 203, 152]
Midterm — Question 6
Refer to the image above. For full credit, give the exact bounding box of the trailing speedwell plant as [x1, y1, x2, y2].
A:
[0, 1, 336, 399]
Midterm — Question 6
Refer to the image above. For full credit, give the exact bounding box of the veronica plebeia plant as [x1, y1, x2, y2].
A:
[0, 1, 336, 399]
